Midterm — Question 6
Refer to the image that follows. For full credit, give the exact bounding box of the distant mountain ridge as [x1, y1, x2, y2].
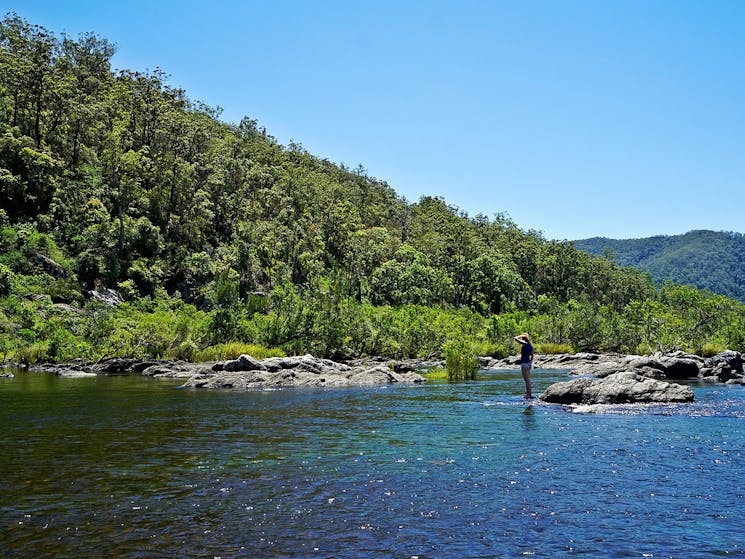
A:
[574, 230, 745, 303]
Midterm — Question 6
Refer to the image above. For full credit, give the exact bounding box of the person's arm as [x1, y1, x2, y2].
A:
[514, 336, 525, 345]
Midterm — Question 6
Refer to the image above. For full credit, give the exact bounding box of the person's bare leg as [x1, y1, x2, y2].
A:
[521, 364, 533, 399]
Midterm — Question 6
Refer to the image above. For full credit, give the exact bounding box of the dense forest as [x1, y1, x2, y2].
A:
[2, 13, 745, 366]
[574, 231, 745, 303]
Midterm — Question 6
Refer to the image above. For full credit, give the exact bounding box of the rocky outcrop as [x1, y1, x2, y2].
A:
[33, 253, 69, 278]
[540, 372, 695, 405]
[700, 350, 744, 383]
[88, 358, 163, 375]
[84, 287, 124, 307]
[488, 350, 744, 384]
[141, 362, 212, 378]
[27, 354, 428, 388]
[183, 354, 427, 390]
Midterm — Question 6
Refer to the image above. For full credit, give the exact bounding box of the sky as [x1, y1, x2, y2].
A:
[4, 0, 745, 240]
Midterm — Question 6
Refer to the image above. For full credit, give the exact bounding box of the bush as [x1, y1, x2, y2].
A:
[535, 342, 573, 355]
[420, 367, 447, 381]
[700, 342, 725, 358]
[443, 337, 478, 381]
[169, 340, 199, 361]
[473, 340, 508, 359]
[195, 342, 285, 362]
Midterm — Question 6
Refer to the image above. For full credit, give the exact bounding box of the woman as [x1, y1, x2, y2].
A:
[513, 333, 534, 399]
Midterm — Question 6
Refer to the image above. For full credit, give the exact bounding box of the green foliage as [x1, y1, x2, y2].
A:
[0, 13, 743, 365]
[420, 367, 448, 381]
[0, 262, 12, 295]
[442, 337, 479, 381]
[535, 342, 573, 355]
[195, 342, 285, 362]
[575, 230, 745, 303]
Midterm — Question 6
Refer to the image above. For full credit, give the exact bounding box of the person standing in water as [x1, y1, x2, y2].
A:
[514, 333, 534, 399]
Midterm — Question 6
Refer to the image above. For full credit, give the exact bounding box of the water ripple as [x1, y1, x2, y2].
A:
[2, 370, 745, 557]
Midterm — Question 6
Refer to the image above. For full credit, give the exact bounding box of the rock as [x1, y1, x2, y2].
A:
[0, 372, 13, 378]
[183, 355, 426, 390]
[221, 354, 267, 372]
[34, 253, 69, 278]
[703, 350, 743, 370]
[57, 370, 97, 378]
[141, 362, 212, 378]
[540, 372, 694, 405]
[88, 358, 140, 374]
[700, 351, 744, 383]
[85, 287, 124, 307]
[655, 354, 701, 379]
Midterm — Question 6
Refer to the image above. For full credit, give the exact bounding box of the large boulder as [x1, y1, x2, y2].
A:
[217, 354, 267, 372]
[699, 351, 744, 383]
[540, 372, 694, 405]
[88, 358, 160, 374]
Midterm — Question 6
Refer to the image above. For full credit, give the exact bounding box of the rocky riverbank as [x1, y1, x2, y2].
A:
[18, 349, 745, 402]
[486, 349, 744, 404]
[486, 350, 745, 384]
[27, 354, 429, 389]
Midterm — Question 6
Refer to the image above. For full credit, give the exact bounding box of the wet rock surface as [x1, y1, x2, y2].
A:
[539, 372, 695, 405]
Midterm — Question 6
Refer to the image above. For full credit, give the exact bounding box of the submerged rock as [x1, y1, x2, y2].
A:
[57, 370, 98, 378]
[539, 372, 695, 405]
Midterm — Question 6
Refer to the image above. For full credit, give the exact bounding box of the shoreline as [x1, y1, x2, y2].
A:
[8, 349, 744, 394]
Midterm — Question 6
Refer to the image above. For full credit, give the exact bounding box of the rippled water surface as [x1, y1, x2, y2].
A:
[1, 368, 744, 558]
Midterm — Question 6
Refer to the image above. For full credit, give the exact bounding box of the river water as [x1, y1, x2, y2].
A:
[1, 367, 744, 558]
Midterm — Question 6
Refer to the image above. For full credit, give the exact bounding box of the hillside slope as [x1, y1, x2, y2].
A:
[574, 230, 745, 302]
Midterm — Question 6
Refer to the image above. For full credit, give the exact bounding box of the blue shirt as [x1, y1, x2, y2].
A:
[520, 342, 533, 364]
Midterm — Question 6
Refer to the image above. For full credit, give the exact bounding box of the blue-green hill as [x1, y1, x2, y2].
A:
[574, 230, 745, 303]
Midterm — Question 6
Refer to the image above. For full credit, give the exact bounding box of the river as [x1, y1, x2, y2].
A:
[1, 367, 744, 558]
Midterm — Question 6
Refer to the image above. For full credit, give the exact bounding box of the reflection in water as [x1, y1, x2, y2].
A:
[1, 368, 744, 558]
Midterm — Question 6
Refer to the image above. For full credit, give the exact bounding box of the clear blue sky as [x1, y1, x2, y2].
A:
[5, 0, 745, 240]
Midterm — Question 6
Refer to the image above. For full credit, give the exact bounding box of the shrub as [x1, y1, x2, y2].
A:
[473, 340, 508, 359]
[420, 367, 448, 381]
[169, 340, 199, 361]
[195, 342, 285, 362]
[535, 342, 573, 355]
[443, 337, 478, 381]
[700, 342, 725, 358]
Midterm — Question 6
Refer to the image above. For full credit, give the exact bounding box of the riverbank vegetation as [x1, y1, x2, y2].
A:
[2, 13, 745, 366]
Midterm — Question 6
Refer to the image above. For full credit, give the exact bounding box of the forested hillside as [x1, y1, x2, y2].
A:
[574, 230, 745, 303]
[2, 13, 745, 364]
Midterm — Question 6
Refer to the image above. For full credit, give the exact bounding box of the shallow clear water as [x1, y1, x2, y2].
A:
[1, 367, 744, 558]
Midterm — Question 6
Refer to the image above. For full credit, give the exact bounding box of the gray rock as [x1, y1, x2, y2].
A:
[540, 372, 694, 405]
[703, 350, 743, 370]
[57, 370, 97, 378]
[141, 362, 212, 378]
[700, 351, 744, 383]
[89, 358, 140, 374]
[34, 253, 69, 278]
[85, 287, 124, 307]
[655, 355, 700, 379]
[221, 354, 267, 372]
[183, 356, 426, 390]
